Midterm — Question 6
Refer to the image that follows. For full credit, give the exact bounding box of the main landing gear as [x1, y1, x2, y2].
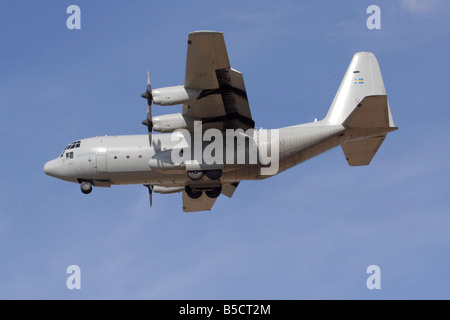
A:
[185, 186, 203, 199]
[187, 170, 204, 181]
[185, 185, 222, 199]
[186, 169, 223, 199]
[80, 181, 93, 194]
[187, 169, 223, 181]
[205, 187, 222, 198]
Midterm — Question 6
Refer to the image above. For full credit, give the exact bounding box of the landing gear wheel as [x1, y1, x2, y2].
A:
[185, 186, 203, 199]
[205, 186, 222, 199]
[187, 170, 204, 181]
[205, 169, 223, 180]
[80, 181, 93, 194]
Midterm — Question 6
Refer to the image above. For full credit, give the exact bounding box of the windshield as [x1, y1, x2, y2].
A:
[59, 140, 81, 157]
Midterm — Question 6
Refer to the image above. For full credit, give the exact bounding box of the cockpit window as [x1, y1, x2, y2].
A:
[60, 141, 81, 156]
[65, 141, 81, 149]
[65, 152, 74, 159]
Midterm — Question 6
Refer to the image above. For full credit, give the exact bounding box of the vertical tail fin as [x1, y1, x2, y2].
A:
[325, 52, 394, 126]
[326, 52, 398, 166]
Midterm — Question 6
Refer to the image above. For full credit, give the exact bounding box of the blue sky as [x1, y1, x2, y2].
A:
[1, 0, 450, 299]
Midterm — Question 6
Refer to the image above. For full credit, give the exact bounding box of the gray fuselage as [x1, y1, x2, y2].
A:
[43, 122, 346, 188]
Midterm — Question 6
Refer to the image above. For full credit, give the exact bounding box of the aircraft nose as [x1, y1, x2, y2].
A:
[44, 159, 60, 177]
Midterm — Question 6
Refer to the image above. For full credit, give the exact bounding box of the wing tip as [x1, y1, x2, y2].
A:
[190, 30, 223, 35]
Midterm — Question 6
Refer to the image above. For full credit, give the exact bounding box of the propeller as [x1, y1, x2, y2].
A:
[141, 71, 153, 145]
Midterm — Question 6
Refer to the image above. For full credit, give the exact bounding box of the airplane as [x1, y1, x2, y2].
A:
[44, 30, 397, 212]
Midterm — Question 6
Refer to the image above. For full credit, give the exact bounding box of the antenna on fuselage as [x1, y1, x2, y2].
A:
[141, 71, 153, 146]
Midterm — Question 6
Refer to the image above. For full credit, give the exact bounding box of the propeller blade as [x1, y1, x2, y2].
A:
[141, 71, 153, 146]
[144, 184, 153, 208]
[148, 125, 152, 146]
[150, 189, 153, 207]
[147, 98, 152, 123]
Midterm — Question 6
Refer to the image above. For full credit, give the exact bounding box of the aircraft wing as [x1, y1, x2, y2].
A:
[182, 192, 218, 212]
[182, 31, 254, 131]
[181, 183, 239, 212]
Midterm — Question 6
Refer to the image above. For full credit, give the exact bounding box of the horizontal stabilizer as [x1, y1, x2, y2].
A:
[341, 95, 397, 166]
[342, 135, 386, 166]
[343, 95, 395, 129]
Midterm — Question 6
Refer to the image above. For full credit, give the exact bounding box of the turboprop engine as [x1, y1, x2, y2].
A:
[141, 73, 202, 143]
[152, 85, 201, 106]
[152, 113, 195, 133]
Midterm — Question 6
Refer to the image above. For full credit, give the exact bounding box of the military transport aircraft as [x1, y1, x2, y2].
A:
[44, 31, 397, 212]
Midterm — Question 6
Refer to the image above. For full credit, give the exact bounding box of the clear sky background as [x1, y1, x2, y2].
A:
[1, 0, 449, 299]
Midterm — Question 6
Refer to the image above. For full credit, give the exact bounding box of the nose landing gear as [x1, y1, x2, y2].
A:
[80, 181, 93, 194]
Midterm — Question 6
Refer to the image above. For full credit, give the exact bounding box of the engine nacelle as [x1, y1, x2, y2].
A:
[152, 85, 201, 106]
[153, 186, 184, 194]
[152, 113, 195, 133]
